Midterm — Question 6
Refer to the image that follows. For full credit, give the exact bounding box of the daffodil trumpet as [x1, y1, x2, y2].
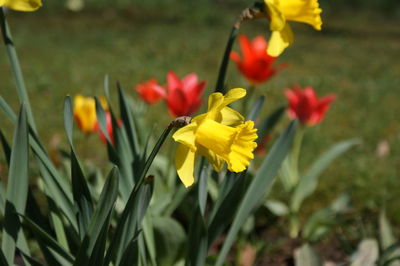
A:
[173, 88, 258, 187]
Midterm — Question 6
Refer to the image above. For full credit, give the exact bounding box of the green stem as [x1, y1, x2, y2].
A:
[0, 8, 37, 133]
[288, 124, 305, 187]
[215, 26, 239, 93]
[242, 85, 255, 116]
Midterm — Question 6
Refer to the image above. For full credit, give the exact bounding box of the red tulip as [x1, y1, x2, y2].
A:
[135, 78, 166, 104]
[285, 85, 336, 126]
[94, 112, 121, 145]
[230, 35, 285, 85]
[166, 71, 206, 117]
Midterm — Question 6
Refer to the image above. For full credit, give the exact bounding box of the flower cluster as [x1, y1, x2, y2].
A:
[135, 71, 206, 117]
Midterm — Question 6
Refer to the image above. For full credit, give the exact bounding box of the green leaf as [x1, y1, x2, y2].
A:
[74, 167, 119, 266]
[256, 105, 285, 146]
[350, 239, 379, 266]
[302, 193, 349, 242]
[117, 82, 140, 158]
[215, 121, 297, 266]
[379, 211, 400, 266]
[1, 105, 30, 264]
[0, 96, 17, 121]
[153, 217, 186, 266]
[0, 129, 11, 165]
[103, 124, 172, 265]
[186, 207, 208, 266]
[0, 10, 37, 132]
[208, 171, 247, 246]
[0, 97, 77, 233]
[264, 200, 289, 217]
[198, 159, 208, 217]
[20, 214, 74, 265]
[291, 139, 360, 212]
[294, 244, 322, 266]
[63, 96, 74, 145]
[247, 95, 265, 121]
[64, 96, 94, 238]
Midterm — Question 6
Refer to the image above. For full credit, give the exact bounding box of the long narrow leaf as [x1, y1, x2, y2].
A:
[74, 167, 119, 266]
[103, 125, 172, 265]
[1, 105, 29, 264]
[64, 96, 93, 238]
[291, 139, 360, 212]
[215, 121, 297, 266]
[20, 215, 74, 265]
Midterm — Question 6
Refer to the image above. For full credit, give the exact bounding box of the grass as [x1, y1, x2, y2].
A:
[0, 3, 399, 227]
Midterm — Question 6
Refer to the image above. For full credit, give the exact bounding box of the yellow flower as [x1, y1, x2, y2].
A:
[0, 0, 42, 11]
[173, 88, 258, 187]
[264, 0, 322, 56]
[73, 94, 108, 134]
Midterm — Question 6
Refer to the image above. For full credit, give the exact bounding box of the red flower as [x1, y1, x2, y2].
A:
[135, 78, 166, 104]
[285, 85, 336, 126]
[165, 71, 206, 117]
[94, 112, 122, 145]
[230, 35, 285, 85]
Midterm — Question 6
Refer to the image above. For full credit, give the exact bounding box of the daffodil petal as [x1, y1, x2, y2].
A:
[220, 106, 244, 126]
[175, 144, 196, 187]
[267, 23, 294, 57]
[264, 0, 286, 31]
[207, 92, 224, 112]
[197, 145, 225, 172]
[4, 0, 42, 11]
[172, 122, 198, 151]
[222, 88, 246, 106]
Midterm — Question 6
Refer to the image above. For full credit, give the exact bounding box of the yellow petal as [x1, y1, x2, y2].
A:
[274, 0, 322, 30]
[264, 0, 287, 31]
[220, 107, 244, 126]
[175, 144, 196, 187]
[4, 0, 42, 11]
[227, 121, 258, 172]
[197, 146, 225, 172]
[267, 23, 294, 57]
[222, 88, 246, 106]
[172, 122, 198, 151]
[207, 92, 224, 111]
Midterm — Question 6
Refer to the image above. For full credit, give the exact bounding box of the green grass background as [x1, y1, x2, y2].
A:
[1, 1, 399, 225]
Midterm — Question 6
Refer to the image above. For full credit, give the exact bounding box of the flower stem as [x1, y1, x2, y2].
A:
[215, 26, 239, 93]
[0, 8, 37, 133]
[242, 85, 255, 116]
[288, 124, 305, 187]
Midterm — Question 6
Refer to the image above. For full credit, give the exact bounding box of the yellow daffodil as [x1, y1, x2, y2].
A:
[264, 0, 322, 56]
[173, 88, 258, 187]
[73, 94, 108, 134]
[0, 0, 42, 11]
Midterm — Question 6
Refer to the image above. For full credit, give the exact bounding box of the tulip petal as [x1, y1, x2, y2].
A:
[182, 73, 198, 93]
[238, 35, 254, 63]
[175, 144, 196, 187]
[167, 71, 182, 91]
[267, 23, 294, 57]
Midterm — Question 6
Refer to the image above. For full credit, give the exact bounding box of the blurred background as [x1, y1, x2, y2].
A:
[0, 0, 399, 226]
